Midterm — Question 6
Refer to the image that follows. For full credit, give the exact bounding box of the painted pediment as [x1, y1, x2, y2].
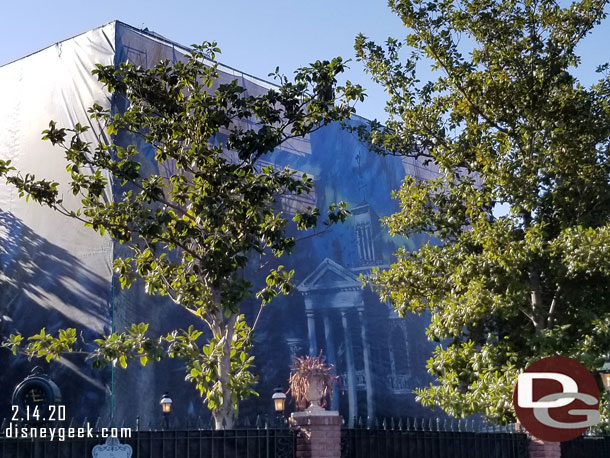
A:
[297, 258, 360, 292]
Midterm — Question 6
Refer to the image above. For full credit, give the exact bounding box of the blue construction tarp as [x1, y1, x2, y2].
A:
[0, 21, 441, 425]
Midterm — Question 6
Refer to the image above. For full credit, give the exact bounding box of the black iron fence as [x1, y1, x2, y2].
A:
[562, 435, 610, 458]
[8, 414, 610, 458]
[341, 418, 529, 458]
[0, 427, 296, 458]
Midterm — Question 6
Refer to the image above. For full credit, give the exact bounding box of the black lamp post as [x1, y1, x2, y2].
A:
[160, 392, 173, 429]
[599, 360, 610, 393]
[272, 387, 287, 426]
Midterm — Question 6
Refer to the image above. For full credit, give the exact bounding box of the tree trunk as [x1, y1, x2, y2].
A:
[523, 212, 545, 332]
[529, 268, 544, 332]
[212, 308, 237, 430]
[213, 339, 235, 429]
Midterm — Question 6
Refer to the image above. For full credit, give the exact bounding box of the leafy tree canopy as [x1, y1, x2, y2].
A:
[356, 0, 610, 423]
[1, 43, 363, 428]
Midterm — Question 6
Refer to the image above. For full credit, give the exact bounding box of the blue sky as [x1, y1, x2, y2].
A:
[1, 1, 609, 122]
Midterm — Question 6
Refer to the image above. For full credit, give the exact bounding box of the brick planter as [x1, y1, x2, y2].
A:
[290, 410, 342, 458]
[529, 436, 561, 458]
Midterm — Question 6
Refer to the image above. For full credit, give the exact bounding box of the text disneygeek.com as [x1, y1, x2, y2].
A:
[4, 424, 132, 441]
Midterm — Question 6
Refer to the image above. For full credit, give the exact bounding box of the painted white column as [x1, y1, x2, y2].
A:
[324, 312, 340, 411]
[358, 308, 374, 422]
[307, 311, 317, 356]
[341, 308, 357, 427]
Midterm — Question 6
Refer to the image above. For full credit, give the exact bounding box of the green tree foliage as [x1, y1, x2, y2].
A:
[355, 0, 610, 422]
[0, 43, 363, 428]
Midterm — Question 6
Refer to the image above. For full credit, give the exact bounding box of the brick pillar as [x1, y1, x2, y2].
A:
[528, 436, 561, 458]
[290, 409, 342, 458]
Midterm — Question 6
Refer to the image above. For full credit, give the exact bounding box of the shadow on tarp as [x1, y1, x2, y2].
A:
[0, 210, 110, 420]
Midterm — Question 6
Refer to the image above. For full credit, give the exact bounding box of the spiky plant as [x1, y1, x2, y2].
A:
[288, 354, 335, 410]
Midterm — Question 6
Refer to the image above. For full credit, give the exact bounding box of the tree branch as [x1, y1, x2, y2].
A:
[546, 285, 561, 329]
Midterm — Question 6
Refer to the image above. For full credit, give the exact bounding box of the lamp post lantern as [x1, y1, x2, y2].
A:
[272, 387, 287, 426]
[599, 360, 610, 393]
[160, 392, 172, 429]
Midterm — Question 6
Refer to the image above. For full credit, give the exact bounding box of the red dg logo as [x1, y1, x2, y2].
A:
[512, 356, 600, 442]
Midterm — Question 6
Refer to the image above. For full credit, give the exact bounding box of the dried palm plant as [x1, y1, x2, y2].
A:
[288, 354, 336, 410]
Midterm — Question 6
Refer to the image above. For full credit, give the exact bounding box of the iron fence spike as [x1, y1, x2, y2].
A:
[255, 414, 262, 429]
[243, 416, 251, 427]
[0, 418, 5, 431]
[136, 416, 140, 432]
[82, 417, 88, 429]
[390, 417, 395, 430]
[436, 418, 440, 431]
[382, 418, 387, 430]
